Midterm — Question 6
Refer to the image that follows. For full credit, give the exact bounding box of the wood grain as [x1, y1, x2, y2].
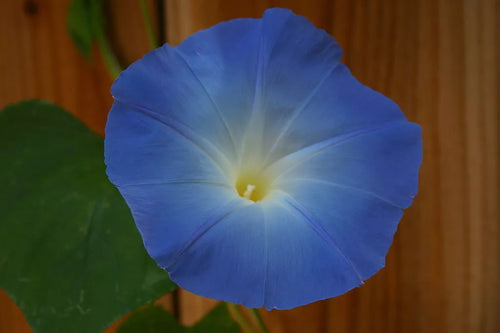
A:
[164, 1, 500, 332]
[1, 0, 498, 332]
[0, 0, 114, 136]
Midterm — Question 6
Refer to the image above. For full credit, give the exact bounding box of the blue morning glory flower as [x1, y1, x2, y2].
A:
[104, 8, 422, 310]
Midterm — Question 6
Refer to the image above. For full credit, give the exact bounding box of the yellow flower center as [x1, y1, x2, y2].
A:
[235, 171, 271, 202]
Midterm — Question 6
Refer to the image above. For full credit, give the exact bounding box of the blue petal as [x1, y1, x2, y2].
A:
[118, 182, 241, 267]
[272, 122, 422, 209]
[175, 17, 261, 151]
[262, 63, 408, 164]
[105, 101, 230, 186]
[167, 191, 364, 310]
[111, 42, 239, 163]
[278, 181, 404, 280]
[260, 193, 363, 309]
[254, 9, 344, 160]
[175, 8, 343, 166]
[168, 203, 267, 308]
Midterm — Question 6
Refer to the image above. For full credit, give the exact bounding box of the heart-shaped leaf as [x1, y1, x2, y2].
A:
[0, 100, 176, 333]
[117, 304, 239, 333]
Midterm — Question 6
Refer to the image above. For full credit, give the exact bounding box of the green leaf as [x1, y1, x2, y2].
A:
[0, 100, 176, 333]
[116, 306, 184, 333]
[67, 0, 105, 59]
[117, 304, 240, 333]
[190, 304, 240, 333]
[67, 0, 122, 78]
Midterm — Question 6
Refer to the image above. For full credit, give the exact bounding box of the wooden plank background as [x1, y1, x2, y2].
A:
[0, 0, 498, 332]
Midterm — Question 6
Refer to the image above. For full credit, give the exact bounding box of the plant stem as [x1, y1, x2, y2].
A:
[96, 34, 121, 80]
[139, 0, 158, 48]
[226, 303, 256, 333]
[247, 308, 269, 333]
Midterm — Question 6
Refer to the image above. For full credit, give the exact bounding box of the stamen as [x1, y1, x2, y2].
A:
[235, 172, 271, 202]
[243, 184, 256, 200]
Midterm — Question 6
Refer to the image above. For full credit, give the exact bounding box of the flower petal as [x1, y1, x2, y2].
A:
[263, 63, 408, 164]
[176, 8, 343, 167]
[118, 182, 241, 267]
[278, 180, 404, 280]
[260, 193, 363, 310]
[110, 43, 238, 163]
[167, 204, 267, 308]
[167, 191, 365, 310]
[105, 101, 230, 186]
[174, 17, 261, 151]
[252, 9, 343, 159]
[272, 122, 422, 208]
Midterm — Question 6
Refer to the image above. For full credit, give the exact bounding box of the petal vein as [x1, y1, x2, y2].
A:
[114, 99, 233, 180]
[262, 62, 341, 165]
[164, 199, 248, 271]
[276, 178, 403, 209]
[266, 121, 405, 176]
[174, 48, 238, 158]
[275, 190, 364, 283]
